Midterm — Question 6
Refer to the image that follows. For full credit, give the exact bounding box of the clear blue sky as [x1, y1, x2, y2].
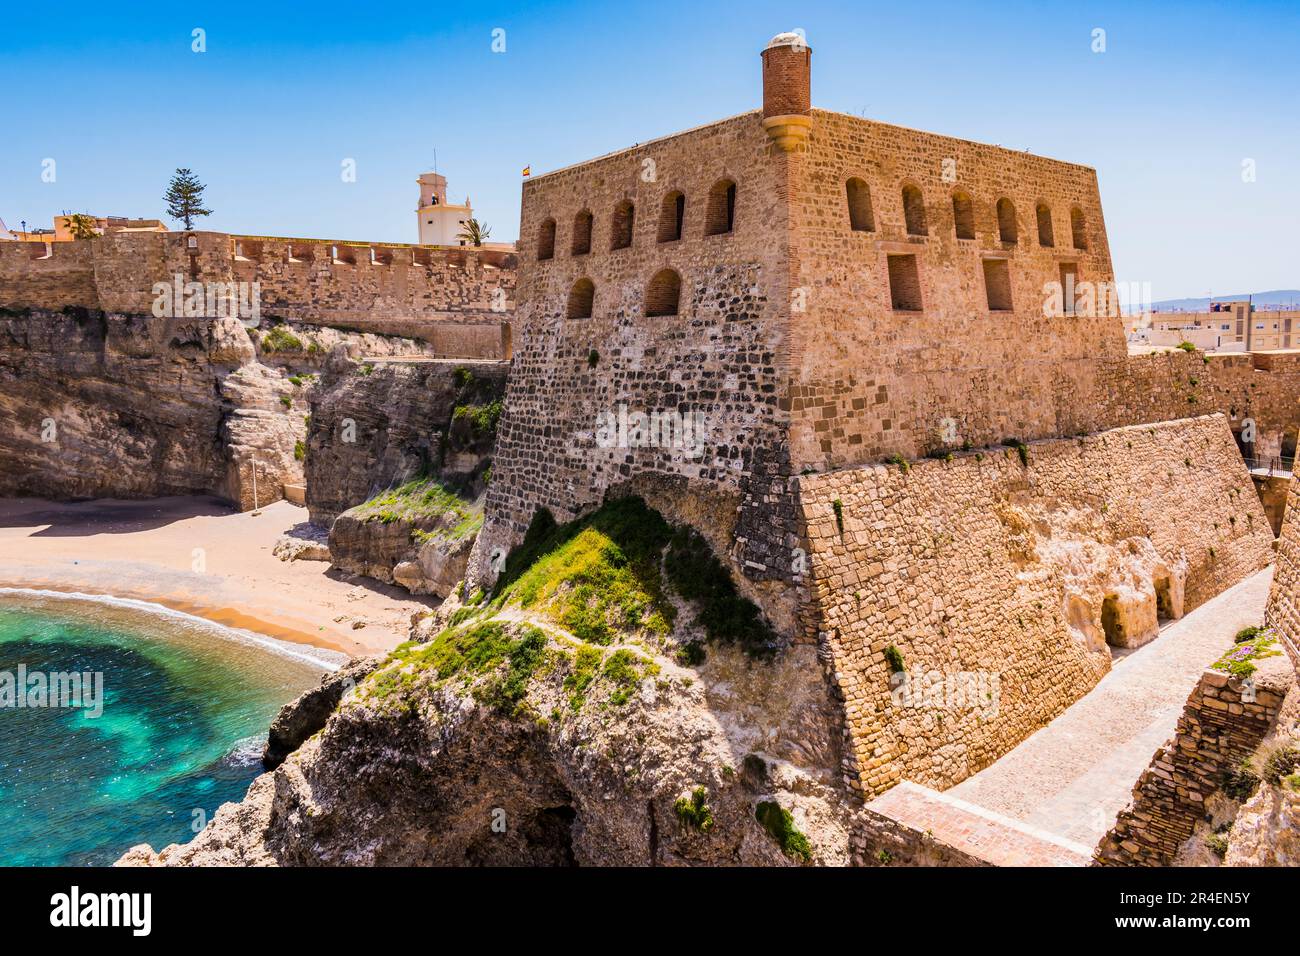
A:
[2, 0, 1296, 299]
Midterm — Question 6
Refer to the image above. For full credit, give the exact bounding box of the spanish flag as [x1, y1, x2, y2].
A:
[521, 165, 531, 177]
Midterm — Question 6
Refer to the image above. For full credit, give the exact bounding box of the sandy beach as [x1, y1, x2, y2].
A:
[0, 496, 436, 658]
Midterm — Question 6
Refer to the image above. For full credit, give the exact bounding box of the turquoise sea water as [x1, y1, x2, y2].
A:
[0, 590, 334, 866]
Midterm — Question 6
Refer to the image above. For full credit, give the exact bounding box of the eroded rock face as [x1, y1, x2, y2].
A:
[262, 656, 383, 770]
[118, 624, 855, 867]
[305, 356, 507, 525]
[0, 309, 411, 510]
[0, 309, 231, 498]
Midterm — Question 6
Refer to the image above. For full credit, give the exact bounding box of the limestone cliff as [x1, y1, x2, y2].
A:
[119, 497, 856, 866]
[307, 357, 507, 595]
[0, 308, 436, 510]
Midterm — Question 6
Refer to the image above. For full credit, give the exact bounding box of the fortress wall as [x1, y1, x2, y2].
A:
[799, 415, 1273, 796]
[787, 110, 1123, 472]
[0, 232, 516, 354]
[0, 240, 99, 311]
[471, 112, 805, 594]
[1266, 478, 1300, 672]
[229, 238, 515, 345]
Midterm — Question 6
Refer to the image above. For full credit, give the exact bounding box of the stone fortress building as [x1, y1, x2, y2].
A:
[470, 32, 1299, 799]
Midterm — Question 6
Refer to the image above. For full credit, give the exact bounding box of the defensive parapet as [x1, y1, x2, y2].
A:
[0, 230, 517, 358]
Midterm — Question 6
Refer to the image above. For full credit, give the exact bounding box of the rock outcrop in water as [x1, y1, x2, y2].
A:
[118, 498, 856, 866]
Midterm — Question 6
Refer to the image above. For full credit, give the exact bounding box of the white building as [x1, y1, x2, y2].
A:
[416, 172, 473, 246]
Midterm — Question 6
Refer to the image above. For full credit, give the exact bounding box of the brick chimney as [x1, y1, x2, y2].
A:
[761, 32, 811, 151]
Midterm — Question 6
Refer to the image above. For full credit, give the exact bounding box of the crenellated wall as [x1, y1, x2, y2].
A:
[0, 231, 516, 356]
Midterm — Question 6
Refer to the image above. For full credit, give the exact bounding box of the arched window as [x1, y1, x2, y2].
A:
[566, 278, 594, 319]
[846, 178, 874, 232]
[1036, 203, 1055, 247]
[571, 210, 593, 256]
[996, 198, 1018, 244]
[657, 191, 685, 243]
[610, 200, 634, 250]
[645, 268, 681, 317]
[1070, 207, 1087, 250]
[537, 218, 556, 261]
[902, 184, 927, 236]
[952, 191, 975, 240]
[705, 179, 736, 236]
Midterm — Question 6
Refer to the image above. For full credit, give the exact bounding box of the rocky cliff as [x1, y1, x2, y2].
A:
[305, 357, 507, 525]
[306, 357, 507, 595]
[0, 308, 438, 510]
[119, 497, 856, 866]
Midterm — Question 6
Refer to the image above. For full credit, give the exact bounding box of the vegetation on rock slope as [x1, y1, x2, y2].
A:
[351, 474, 483, 542]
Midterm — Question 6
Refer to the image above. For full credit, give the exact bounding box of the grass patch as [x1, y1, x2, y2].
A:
[755, 801, 812, 862]
[1213, 630, 1281, 679]
[490, 497, 778, 658]
[294, 439, 305, 462]
[1177, 340, 1197, 352]
[887, 453, 910, 473]
[603, 648, 658, 705]
[884, 644, 906, 674]
[368, 620, 547, 714]
[260, 325, 303, 353]
[563, 645, 603, 711]
[353, 475, 481, 540]
[490, 498, 676, 645]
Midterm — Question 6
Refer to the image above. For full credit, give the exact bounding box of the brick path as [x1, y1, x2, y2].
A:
[946, 568, 1273, 850]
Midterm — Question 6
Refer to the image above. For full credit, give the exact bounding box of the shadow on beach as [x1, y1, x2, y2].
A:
[0, 495, 235, 537]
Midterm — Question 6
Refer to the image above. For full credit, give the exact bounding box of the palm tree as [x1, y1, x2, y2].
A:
[457, 218, 491, 247]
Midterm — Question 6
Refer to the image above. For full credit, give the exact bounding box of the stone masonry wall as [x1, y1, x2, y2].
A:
[0, 231, 516, 355]
[787, 109, 1124, 472]
[469, 102, 1300, 624]
[1094, 656, 1290, 866]
[799, 415, 1273, 798]
[1266, 478, 1300, 671]
[469, 112, 804, 614]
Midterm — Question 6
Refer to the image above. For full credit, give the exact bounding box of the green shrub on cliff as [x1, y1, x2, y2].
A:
[675, 787, 715, 832]
[260, 325, 303, 353]
[755, 801, 812, 862]
[491, 498, 675, 644]
[490, 497, 778, 658]
[354, 475, 482, 540]
[370, 620, 548, 715]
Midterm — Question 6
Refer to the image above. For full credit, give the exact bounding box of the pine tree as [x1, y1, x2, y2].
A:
[163, 168, 212, 231]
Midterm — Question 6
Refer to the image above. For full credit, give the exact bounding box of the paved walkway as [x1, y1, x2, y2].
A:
[946, 568, 1274, 850]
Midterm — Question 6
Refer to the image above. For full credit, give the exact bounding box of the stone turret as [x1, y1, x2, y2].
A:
[761, 31, 812, 151]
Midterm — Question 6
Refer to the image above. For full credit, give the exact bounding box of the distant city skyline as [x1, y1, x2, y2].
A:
[3, 0, 1296, 299]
